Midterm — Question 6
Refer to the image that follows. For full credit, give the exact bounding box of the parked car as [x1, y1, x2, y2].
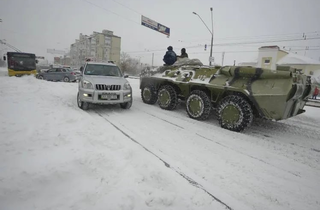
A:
[37, 68, 79, 82]
[77, 62, 132, 110]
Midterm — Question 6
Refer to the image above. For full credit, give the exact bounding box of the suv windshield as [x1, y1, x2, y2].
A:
[84, 64, 122, 77]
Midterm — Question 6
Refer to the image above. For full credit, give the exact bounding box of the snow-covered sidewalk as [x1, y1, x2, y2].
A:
[0, 70, 320, 210]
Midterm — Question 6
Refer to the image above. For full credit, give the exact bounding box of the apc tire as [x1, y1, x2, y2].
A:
[158, 85, 178, 110]
[77, 92, 89, 110]
[64, 77, 70, 82]
[120, 98, 132, 109]
[186, 90, 212, 120]
[141, 85, 157, 104]
[216, 95, 253, 132]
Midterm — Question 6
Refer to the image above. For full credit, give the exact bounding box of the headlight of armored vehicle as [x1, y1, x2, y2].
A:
[82, 80, 93, 89]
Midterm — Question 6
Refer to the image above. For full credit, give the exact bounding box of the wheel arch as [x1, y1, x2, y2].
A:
[190, 85, 211, 98]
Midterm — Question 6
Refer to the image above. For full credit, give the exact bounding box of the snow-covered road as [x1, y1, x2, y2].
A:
[0, 69, 319, 210]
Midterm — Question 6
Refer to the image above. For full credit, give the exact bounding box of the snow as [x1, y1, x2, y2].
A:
[311, 71, 320, 85]
[1, 67, 320, 210]
[277, 53, 320, 65]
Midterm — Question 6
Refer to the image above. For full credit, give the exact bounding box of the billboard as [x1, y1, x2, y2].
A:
[141, 15, 170, 37]
[47, 49, 65, 55]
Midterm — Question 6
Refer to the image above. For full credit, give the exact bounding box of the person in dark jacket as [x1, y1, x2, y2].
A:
[177, 48, 188, 59]
[163, 46, 177, 65]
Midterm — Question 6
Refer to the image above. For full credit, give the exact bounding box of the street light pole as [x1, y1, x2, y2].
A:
[193, 8, 214, 66]
[209, 7, 213, 66]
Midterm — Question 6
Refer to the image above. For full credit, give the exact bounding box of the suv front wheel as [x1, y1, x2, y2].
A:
[77, 92, 89, 110]
[120, 98, 132, 109]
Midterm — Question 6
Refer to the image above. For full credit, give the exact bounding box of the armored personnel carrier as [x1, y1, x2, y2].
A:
[140, 60, 313, 132]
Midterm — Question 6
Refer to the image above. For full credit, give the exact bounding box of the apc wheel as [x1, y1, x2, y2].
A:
[77, 92, 89, 110]
[141, 85, 157, 104]
[157, 85, 178, 110]
[186, 90, 212, 120]
[63, 77, 70, 82]
[120, 98, 132, 109]
[216, 95, 253, 132]
[38, 75, 44, 80]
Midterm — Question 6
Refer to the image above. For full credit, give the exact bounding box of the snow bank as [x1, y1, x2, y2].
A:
[0, 67, 8, 76]
[0, 74, 227, 210]
[1, 70, 320, 210]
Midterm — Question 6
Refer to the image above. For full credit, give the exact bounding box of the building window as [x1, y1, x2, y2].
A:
[264, 59, 270, 64]
[309, 71, 314, 75]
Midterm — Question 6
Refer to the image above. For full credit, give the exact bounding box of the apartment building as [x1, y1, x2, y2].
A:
[70, 29, 121, 66]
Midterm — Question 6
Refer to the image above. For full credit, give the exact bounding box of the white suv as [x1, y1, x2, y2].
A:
[77, 62, 132, 110]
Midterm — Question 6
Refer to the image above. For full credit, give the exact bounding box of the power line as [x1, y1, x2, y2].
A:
[126, 48, 320, 57]
[80, 0, 140, 25]
[125, 36, 320, 54]
[0, 39, 21, 52]
[188, 36, 320, 49]
[112, 0, 141, 15]
[188, 48, 320, 55]
[182, 31, 320, 43]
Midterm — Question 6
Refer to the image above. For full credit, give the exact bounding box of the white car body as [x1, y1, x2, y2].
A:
[77, 62, 132, 109]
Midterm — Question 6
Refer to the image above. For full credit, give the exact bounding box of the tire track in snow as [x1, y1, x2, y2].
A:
[94, 110, 233, 210]
[131, 104, 319, 174]
[196, 133, 302, 177]
[134, 100, 318, 150]
[131, 106, 185, 129]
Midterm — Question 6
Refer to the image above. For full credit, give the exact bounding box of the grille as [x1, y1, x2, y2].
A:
[95, 84, 121, 91]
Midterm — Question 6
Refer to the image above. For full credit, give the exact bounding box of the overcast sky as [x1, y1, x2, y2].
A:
[0, 0, 319, 66]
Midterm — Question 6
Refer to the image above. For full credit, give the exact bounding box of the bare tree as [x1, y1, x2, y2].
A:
[120, 52, 140, 75]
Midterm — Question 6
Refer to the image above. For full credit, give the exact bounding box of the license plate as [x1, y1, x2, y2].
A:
[101, 93, 117, 100]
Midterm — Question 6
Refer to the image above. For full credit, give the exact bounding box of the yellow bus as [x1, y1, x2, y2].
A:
[3, 52, 37, 76]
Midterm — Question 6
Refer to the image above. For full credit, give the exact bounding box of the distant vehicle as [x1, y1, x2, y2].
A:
[77, 62, 132, 110]
[3, 52, 38, 76]
[40, 68, 49, 73]
[37, 68, 79, 82]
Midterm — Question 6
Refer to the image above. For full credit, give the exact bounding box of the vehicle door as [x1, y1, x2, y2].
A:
[45, 68, 57, 80]
[55, 68, 65, 81]
[62, 68, 71, 79]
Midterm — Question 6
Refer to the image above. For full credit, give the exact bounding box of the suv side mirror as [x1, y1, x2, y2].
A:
[124, 74, 129, 78]
[36, 59, 38, 64]
[80, 66, 84, 73]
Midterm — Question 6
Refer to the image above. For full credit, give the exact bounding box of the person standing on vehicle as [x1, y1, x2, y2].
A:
[177, 48, 188, 59]
[312, 86, 319, 99]
[163, 46, 177, 65]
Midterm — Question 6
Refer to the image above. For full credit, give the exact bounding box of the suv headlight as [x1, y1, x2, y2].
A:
[123, 82, 131, 90]
[82, 80, 93, 89]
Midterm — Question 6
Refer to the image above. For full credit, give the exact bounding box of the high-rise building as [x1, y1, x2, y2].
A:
[70, 29, 121, 66]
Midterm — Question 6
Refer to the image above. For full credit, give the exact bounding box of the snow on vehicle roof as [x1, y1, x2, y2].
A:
[86, 62, 117, 66]
[277, 53, 320, 65]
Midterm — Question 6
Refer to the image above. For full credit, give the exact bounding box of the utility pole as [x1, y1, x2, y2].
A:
[233, 60, 236, 66]
[152, 53, 154, 67]
[221, 52, 225, 66]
